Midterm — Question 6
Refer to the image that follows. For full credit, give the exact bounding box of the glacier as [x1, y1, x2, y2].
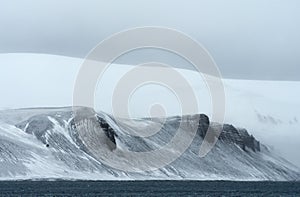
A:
[0, 107, 299, 181]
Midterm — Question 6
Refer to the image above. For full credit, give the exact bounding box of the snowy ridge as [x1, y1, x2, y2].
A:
[0, 107, 299, 181]
[1, 53, 300, 168]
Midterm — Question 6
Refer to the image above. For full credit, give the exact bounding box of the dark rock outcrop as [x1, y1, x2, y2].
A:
[198, 114, 210, 138]
[197, 115, 260, 152]
[96, 116, 117, 145]
[220, 124, 261, 152]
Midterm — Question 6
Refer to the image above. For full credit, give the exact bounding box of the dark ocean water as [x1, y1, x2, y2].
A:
[0, 181, 299, 196]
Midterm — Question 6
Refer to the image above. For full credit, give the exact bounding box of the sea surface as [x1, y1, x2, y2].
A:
[0, 181, 299, 196]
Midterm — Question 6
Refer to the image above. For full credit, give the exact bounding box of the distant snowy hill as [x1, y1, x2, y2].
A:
[0, 107, 299, 181]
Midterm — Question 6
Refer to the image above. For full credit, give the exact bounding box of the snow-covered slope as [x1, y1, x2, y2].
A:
[0, 107, 299, 181]
[0, 53, 299, 167]
[0, 53, 299, 180]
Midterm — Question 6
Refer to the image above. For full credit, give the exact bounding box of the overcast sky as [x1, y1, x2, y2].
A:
[0, 0, 299, 80]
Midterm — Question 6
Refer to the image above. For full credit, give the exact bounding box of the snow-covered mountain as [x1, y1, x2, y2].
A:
[0, 107, 299, 181]
[1, 53, 300, 167]
[0, 53, 299, 180]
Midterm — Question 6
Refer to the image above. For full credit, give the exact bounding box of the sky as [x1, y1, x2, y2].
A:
[0, 0, 300, 80]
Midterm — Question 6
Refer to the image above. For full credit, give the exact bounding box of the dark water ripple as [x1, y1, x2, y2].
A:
[0, 181, 299, 196]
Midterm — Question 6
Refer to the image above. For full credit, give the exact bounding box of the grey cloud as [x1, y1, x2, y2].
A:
[0, 0, 299, 80]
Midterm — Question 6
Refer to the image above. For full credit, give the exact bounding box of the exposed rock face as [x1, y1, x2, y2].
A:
[198, 116, 261, 152]
[220, 125, 261, 152]
[198, 114, 210, 138]
[96, 116, 117, 146]
[69, 108, 117, 151]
